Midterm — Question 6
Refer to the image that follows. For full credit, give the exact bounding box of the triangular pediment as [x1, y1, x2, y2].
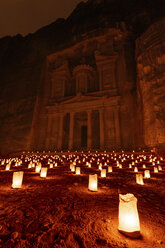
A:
[61, 94, 104, 105]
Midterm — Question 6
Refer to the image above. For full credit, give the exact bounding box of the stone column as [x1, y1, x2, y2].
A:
[99, 109, 105, 150]
[69, 112, 74, 150]
[114, 107, 121, 147]
[87, 110, 92, 149]
[99, 69, 103, 91]
[57, 113, 64, 150]
[45, 115, 52, 150]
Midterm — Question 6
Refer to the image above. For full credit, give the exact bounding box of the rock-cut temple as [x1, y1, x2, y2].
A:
[0, 0, 165, 154]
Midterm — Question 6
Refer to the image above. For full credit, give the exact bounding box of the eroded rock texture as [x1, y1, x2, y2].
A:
[136, 18, 165, 150]
[0, 0, 164, 154]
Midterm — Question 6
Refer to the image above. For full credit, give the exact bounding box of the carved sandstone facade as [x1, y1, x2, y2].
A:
[28, 28, 137, 151]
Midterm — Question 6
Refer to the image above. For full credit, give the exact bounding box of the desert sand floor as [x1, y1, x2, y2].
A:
[0, 152, 164, 248]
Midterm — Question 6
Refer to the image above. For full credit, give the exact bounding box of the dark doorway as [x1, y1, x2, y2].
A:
[81, 125, 87, 148]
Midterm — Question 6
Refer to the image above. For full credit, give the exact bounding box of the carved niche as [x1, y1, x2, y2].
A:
[50, 62, 70, 99]
[95, 51, 118, 91]
[73, 65, 95, 94]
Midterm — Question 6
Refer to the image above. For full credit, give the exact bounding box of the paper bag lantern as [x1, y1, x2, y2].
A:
[49, 163, 53, 168]
[35, 165, 41, 173]
[40, 167, 47, 178]
[134, 167, 138, 173]
[5, 164, 11, 171]
[101, 169, 106, 177]
[28, 163, 32, 169]
[12, 171, 24, 188]
[71, 165, 75, 172]
[88, 174, 98, 192]
[136, 174, 144, 185]
[76, 167, 80, 175]
[144, 170, 150, 178]
[118, 193, 140, 238]
[108, 166, 112, 173]
[88, 163, 91, 168]
[98, 164, 102, 170]
[154, 167, 158, 173]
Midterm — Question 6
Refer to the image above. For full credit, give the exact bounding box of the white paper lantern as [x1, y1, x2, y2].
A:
[40, 167, 47, 178]
[35, 165, 41, 173]
[118, 193, 140, 238]
[88, 174, 98, 192]
[136, 174, 144, 185]
[12, 171, 24, 188]
[76, 167, 80, 175]
[5, 164, 10, 171]
[144, 170, 150, 178]
[108, 166, 112, 173]
[98, 164, 102, 170]
[101, 169, 106, 177]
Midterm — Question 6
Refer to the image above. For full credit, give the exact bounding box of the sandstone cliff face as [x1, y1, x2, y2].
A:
[136, 18, 165, 151]
[0, 0, 164, 154]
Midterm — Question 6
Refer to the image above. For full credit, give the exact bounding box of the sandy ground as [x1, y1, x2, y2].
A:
[0, 152, 165, 248]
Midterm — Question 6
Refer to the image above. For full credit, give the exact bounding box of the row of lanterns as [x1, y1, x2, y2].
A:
[1, 151, 164, 239]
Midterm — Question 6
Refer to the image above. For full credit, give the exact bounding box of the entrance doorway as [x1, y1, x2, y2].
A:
[81, 125, 87, 148]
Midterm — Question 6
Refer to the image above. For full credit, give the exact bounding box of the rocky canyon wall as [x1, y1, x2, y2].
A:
[136, 18, 165, 151]
[0, 0, 164, 154]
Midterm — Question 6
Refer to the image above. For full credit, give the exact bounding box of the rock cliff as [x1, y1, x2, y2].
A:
[0, 0, 164, 154]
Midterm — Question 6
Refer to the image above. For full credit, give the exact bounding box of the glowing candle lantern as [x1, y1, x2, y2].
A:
[129, 164, 132, 169]
[71, 165, 75, 172]
[118, 193, 140, 238]
[35, 165, 41, 173]
[40, 167, 47, 178]
[119, 164, 122, 169]
[158, 165, 162, 171]
[88, 163, 91, 168]
[12, 171, 24, 188]
[101, 169, 106, 177]
[88, 174, 98, 192]
[76, 167, 80, 175]
[1, 159, 5, 165]
[70, 164, 73, 170]
[136, 174, 144, 185]
[5, 164, 11, 171]
[28, 163, 32, 169]
[98, 164, 102, 170]
[144, 170, 150, 178]
[108, 166, 112, 173]
[49, 163, 53, 168]
[142, 164, 146, 169]
[154, 167, 158, 173]
[134, 167, 138, 173]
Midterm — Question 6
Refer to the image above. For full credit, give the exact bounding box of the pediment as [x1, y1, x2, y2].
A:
[61, 94, 104, 105]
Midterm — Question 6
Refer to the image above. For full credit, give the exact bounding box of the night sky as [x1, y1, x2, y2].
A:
[0, 0, 85, 38]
